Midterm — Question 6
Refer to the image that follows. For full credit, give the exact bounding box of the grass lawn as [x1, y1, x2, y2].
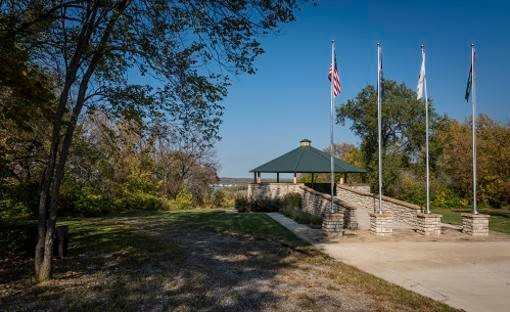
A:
[1, 209, 458, 311]
[433, 207, 510, 234]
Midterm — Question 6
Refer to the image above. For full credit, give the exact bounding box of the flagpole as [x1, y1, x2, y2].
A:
[422, 44, 431, 214]
[330, 40, 335, 213]
[377, 43, 383, 214]
[471, 43, 478, 214]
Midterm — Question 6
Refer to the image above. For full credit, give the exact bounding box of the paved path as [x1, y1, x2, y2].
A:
[267, 212, 510, 312]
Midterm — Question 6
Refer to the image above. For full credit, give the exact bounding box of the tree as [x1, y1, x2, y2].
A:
[435, 114, 510, 207]
[1, 0, 302, 281]
[337, 80, 439, 195]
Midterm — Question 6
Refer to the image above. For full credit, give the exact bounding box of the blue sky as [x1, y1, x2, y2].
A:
[216, 0, 510, 177]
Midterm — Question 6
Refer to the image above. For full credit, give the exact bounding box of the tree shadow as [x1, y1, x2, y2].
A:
[0, 211, 349, 311]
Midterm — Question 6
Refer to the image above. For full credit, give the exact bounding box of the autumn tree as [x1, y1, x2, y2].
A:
[1, 0, 302, 281]
[435, 114, 510, 207]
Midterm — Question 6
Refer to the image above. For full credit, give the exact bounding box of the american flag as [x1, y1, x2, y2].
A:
[328, 53, 341, 96]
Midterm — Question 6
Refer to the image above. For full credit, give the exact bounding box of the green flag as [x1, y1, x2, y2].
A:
[465, 65, 472, 101]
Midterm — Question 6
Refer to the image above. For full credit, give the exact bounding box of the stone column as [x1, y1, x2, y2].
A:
[462, 213, 490, 236]
[369, 213, 392, 236]
[322, 212, 344, 236]
[416, 213, 442, 236]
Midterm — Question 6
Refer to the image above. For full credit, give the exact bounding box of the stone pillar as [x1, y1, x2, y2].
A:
[293, 172, 297, 184]
[256, 172, 261, 183]
[322, 212, 344, 236]
[462, 213, 490, 236]
[416, 213, 442, 236]
[369, 213, 392, 236]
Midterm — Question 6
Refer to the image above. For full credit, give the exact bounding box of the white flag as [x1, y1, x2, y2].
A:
[417, 51, 426, 100]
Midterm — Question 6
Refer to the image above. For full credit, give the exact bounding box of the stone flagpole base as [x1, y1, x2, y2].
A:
[322, 212, 344, 237]
[462, 213, 490, 236]
[416, 213, 442, 236]
[369, 213, 392, 236]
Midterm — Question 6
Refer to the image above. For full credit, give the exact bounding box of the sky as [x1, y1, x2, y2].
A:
[215, 0, 510, 178]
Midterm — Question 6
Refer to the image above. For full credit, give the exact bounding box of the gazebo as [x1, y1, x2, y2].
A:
[250, 139, 366, 185]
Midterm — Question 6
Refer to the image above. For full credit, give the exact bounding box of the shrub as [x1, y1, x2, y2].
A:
[281, 193, 302, 209]
[431, 189, 469, 209]
[234, 196, 251, 212]
[234, 192, 304, 213]
[73, 191, 112, 216]
[173, 186, 194, 210]
[279, 193, 321, 225]
[0, 181, 39, 221]
[281, 205, 322, 225]
[211, 189, 226, 207]
[250, 198, 281, 212]
[234, 196, 282, 212]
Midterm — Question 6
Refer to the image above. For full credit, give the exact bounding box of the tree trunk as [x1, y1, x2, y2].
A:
[33, 0, 128, 282]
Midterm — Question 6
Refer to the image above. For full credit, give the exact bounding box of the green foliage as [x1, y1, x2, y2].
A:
[235, 193, 308, 215]
[172, 186, 194, 210]
[0, 224, 30, 258]
[337, 80, 439, 197]
[432, 190, 469, 209]
[211, 190, 226, 207]
[234, 196, 281, 212]
[71, 187, 112, 217]
[278, 193, 322, 226]
[234, 196, 251, 212]
[0, 182, 39, 221]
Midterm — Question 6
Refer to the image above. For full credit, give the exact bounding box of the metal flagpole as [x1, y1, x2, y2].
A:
[330, 40, 335, 214]
[471, 43, 478, 214]
[377, 43, 383, 214]
[422, 44, 431, 214]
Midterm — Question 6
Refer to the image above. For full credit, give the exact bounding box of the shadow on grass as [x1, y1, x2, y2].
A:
[0, 210, 319, 311]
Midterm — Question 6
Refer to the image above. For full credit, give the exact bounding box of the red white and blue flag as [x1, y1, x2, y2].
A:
[328, 53, 341, 97]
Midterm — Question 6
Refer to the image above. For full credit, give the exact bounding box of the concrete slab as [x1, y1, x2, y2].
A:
[267, 212, 510, 312]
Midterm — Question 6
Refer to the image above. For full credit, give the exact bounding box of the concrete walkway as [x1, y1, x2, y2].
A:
[267, 212, 510, 312]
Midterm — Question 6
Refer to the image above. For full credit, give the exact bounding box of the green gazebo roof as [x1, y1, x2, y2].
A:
[250, 139, 367, 174]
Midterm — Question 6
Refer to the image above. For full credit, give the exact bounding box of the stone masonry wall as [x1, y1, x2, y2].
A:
[337, 184, 422, 228]
[299, 186, 358, 230]
[247, 183, 304, 200]
[344, 184, 371, 193]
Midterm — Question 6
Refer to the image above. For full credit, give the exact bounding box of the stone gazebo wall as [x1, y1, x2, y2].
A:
[247, 183, 304, 200]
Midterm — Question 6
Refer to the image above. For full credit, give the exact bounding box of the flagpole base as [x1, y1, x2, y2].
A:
[322, 212, 344, 236]
[369, 213, 393, 236]
[416, 213, 442, 236]
[462, 213, 489, 236]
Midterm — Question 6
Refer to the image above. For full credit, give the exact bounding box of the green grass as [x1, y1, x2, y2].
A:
[138, 209, 304, 245]
[1, 209, 459, 311]
[433, 207, 510, 234]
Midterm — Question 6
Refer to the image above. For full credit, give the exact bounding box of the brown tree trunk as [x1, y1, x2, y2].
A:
[33, 2, 127, 281]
